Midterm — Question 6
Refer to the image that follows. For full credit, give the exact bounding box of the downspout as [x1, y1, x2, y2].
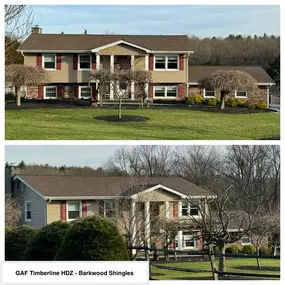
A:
[45, 198, 52, 226]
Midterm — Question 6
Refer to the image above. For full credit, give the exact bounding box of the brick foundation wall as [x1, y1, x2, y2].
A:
[188, 85, 268, 105]
[27, 86, 39, 99]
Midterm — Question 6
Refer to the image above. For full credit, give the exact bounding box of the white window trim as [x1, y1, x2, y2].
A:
[203, 88, 216, 98]
[182, 234, 197, 249]
[24, 201, 31, 222]
[235, 89, 248, 98]
[153, 86, 178, 99]
[66, 201, 82, 221]
[42, 54, 57, 70]
[104, 200, 117, 218]
[154, 55, 179, 71]
[78, 54, 92, 71]
[182, 201, 200, 219]
[241, 233, 252, 245]
[44, 86, 58, 99]
[79, 86, 92, 99]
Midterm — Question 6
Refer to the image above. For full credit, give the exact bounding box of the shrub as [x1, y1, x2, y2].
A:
[185, 96, 196, 105]
[23, 221, 70, 261]
[226, 98, 245, 108]
[225, 244, 241, 254]
[255, 101, 267, 109]
[55, 216, 129, 261]
[194, 95, 205, 104]
[5, 92, 15, 100]
[241, 244, 256, 254]
[259, 247, 270, 256]
[244, 101, 254, 109]
[206, 98, 217, 106]
[5, 226, 39, 260]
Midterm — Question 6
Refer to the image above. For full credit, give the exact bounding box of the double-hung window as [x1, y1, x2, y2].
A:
[79, 86, 92, 99]
[104, 200, 116, 218]
[154, 86, 177, 98]
[25, 201, 31, 222]
[235, 90, 247, 98]
[182, 200, 199, 217]
[183, 234, 196, 248]
[79, 54, 91, 69]
[43, 54, 56, 69]
[154, 55, 178, 70]
[44, 86, 57, 99]
[204, 88, 216, 98]
[67, 201, 81, 220]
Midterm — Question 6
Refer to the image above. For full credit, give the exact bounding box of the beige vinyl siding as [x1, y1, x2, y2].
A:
[86, 200, 100, 216]
[24, 53, 37, 67]
[98, 44, 145, 55]
[46, 201, 61, 224]
[134, 56, 145, 70]
[137, 188, 181, 202]
[13, 180, 46, 228]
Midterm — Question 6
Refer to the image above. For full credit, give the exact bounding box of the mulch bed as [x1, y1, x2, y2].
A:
[259, 136, 280, 140]
[95, 115, 149, 122]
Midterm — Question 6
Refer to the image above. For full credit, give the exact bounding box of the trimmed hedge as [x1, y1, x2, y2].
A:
[225, 243, 241, 254]
[23, 221, 70, 260]
[5, 225, 38, 260]
[55, 216, 129, 261]
[241, 244, 256, 254]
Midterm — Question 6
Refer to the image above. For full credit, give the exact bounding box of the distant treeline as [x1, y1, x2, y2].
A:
[188, 34, 280, 86]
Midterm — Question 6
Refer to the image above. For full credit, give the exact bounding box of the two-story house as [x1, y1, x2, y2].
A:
[18, 26, 191, 102]
[10, 174, 215, 251]
[17, 26, 275, 106]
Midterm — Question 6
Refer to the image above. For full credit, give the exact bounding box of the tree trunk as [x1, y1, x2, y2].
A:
[218, 243, 226, 275]
[208, 244, 218, 280]
[256, 248, 261, 269]
[220, 91, 226, 110]
[118, 98, 122, 118]
[16, 86, 21, 107]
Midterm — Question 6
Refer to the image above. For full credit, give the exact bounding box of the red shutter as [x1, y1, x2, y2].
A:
[73, 54, 78, 70]
[173, 202, 178, 218]
[149, 54, 153, 70]
[148, 84, 153, 99]
[92, 86, 96, 99]
[56, 54, 62, 70]
[179, 54, 184, 70]
[92, 58, 96, 69]
[38, 85, 43, 99]
[57, 86, 63, 98]
[82, 201, 87, 217]
[36, 54, 42, 68]
[178, 84, 184, 100]
[74, 86, 79, 98]
[196, 236, 202, 249]
[61, 201, 66, 221]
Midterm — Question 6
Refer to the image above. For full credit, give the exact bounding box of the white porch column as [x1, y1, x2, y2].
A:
[110, 55, 114, 72]
[131, 200, 136, 256]
[96, 54, 100, 70]
[131, 81, 135, 100]
[165, 201, 169, 219]
[131, 55, 135, 70]
[177, 201, 183, 250]
[145, 54, 149, 71]
[145, 201, 150, 248]
[110, 83, 114, 100]
[145, 83, 149, 99]
[178, 230, 183, 250]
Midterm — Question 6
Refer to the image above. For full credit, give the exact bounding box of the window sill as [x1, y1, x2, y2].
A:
[204, 96, 216, 99]
[153, 69, 179, 71]
[25, 219, 31, 222]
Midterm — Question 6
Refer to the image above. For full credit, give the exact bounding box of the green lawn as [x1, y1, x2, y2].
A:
[5, 108, 280, 140]
[151, 258, 280, 280]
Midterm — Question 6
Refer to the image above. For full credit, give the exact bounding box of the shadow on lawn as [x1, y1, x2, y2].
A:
[233, 266, 280, 272]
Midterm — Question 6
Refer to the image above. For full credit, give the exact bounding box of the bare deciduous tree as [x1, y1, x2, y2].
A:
[199, 70, 257, 109]
[105, 145, 173, 176]
[5, 196, 22, 228]
[5, 64, 50, 106]
[5, 5, 33, 52]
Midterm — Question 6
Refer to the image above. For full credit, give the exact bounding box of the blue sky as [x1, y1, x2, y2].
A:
[31, 5, 280, 37]
[5, 145, 127, 167]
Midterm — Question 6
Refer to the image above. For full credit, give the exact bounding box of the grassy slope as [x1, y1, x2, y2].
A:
[151, 258, 280, 280]
[5, 109, 280, 140]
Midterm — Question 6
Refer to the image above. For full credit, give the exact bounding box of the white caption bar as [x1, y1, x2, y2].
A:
[2, 261, 149, 284]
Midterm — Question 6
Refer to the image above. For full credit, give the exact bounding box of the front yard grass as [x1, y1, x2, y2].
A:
[5, 108, 280, 140]
[151, 258, 280, 280]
